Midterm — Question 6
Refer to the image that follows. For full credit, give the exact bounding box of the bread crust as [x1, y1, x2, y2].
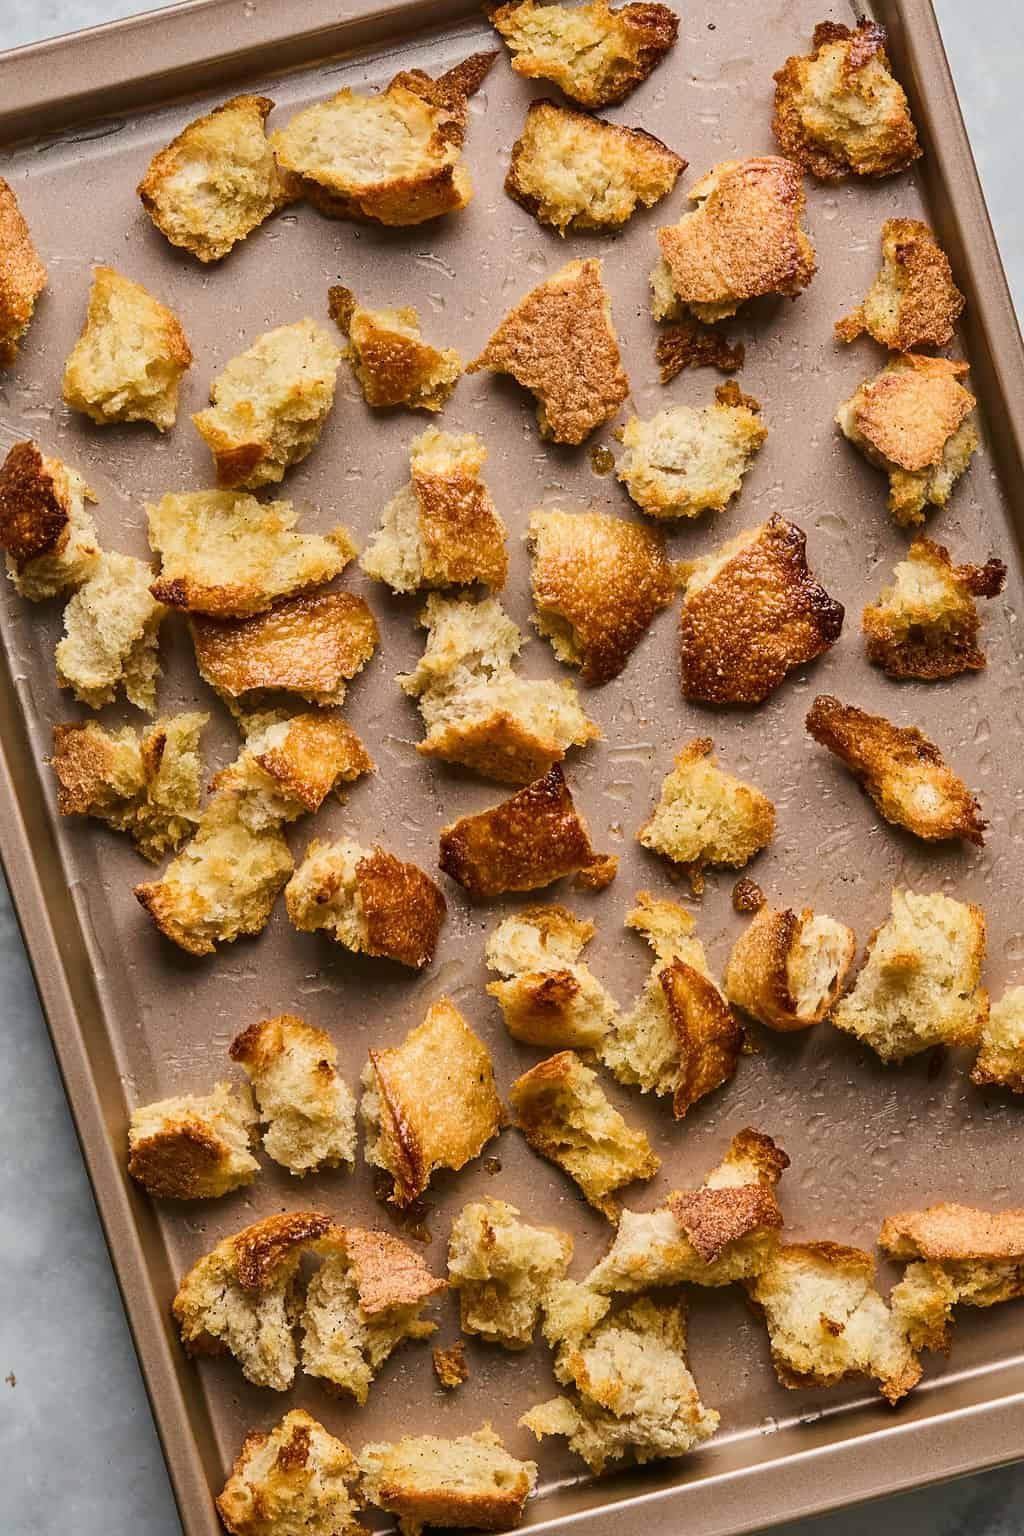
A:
[836, 218, 964, 349]
[845, 354, 974, 473]
[655, 318, 745, 383]
[880, 1204, 1024, 1264]
[0, 177, 47, 365]
[668, 1185, 783, 1265]
[489, 0, 678, 108]
[724, 905, 856, 1032]
[330, 287, 462, 411]
[862, 537, 1006, 680]
[0, 440, 74, 571]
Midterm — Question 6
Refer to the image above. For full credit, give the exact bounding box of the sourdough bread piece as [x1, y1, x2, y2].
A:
[485, 904, 617, 1048]
[0, 177, 47, 365]
[62, 266, 192, 430]
[725, 904, 855, 1032]
[638, 737, 775, 892]
[211, 712, 372, 830]
[285, 839, 445, 969]
[330, 287, 461, 411]
[127, 1081, 258, 1198]
[230, 1014, 357, 1175]
[56, 551, 167, 712]
[617, 381, 766, 519]
[862, 537, 1005, 680]
[448, 1197, 573, 1349]
[0, 441, 99, 600]
[489, 0, 678, 107]
[358, 1425, 536, 1534]
[972, 986, 1024, 1093]
[883, 1203, 1024, 1352]
[836, 218, 964, 348]
[217, 1409, 363, 1536]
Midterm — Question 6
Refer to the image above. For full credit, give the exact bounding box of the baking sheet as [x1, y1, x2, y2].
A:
[1, 0, 1023, 1532]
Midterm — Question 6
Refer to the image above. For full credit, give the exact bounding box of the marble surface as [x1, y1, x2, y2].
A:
[0, 3, 1021, 1534]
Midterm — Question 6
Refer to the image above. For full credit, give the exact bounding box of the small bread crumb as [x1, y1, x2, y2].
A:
[433, 1340, 469, 1389]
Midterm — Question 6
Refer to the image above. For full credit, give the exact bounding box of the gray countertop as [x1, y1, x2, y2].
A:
[0, 3, 1022, 1533]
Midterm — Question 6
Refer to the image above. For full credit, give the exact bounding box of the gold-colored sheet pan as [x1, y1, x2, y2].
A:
[1, 1, 1023, 1532]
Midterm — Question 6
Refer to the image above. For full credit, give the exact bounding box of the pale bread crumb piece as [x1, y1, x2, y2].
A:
[56, 550, 166, 712]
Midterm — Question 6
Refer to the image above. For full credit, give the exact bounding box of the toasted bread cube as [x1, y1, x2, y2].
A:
[286, 838, 445, 969]
[836, 354, 979, 525]
[218, 1410, 362, 1536]
[173, 1211, 331, 1390]
[212, 712, 372, 831]
[0, 178, 47, 366]
[359, 1425, 536, 1534]
[330, 288, 461, 412]
[653, 157, 816, 324]
[230, 1014, 357, 1175]
[361, 998, 503, 1207]
[506, 99, 684, 234]
[773, 21, 921, 181]
[362, 429, 506, 593]
[509, 1050, 658, 1220]
[485, 904, 616, 1048]
[725, 905, 855, 1033]
[0, 440, 99, 600]
[51, 711, 207, 863]
[62, 266, 191, 430]
[655, 317, 745, 384]
[489, 0, 677, 107]
[617, 381, 766, 520]
[398, 593, 598, 784]
[882, 1203, 1024, 1352]
[468, 259, 629, 445]
[138, 94, 287, 263]
[147, 489, 355, 618]
[639, 737, 775, 892]
[836, 218, 964, 349]
[127, 1081, 258, 1199]
[972, 986, 1024, 1093]
[862, 537, 1005, 680]
[831, 888, 988, 1063]
[679, 515, 843, 704]
[271, 55, 494, 225]
[806, 694, 986, 846]
[448, 1197, 573, 1349]
[56, 550, 166, 712]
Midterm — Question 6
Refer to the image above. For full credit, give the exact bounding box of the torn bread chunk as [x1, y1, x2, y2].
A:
[831, 888, 988, 1063]
[883, 1203, 1024, 1352]
[211, 712, 372, 830]
[862, 537, 1006, 681]
[468, 258, 629, 444]
[617, 381, 766, 520]
[359, 1426, 536, 1534]
[509, 1050, 659, 1220]
[271, 54, 495, 225]
[329, 286, 460, 411]
[229, 1014, 357, 1175]
[147, 490, 355, 618]
[127, 1081, 258, 1199]
[653, 157, 816, 324]
[361, 997, 503, 1206]
[0, 440, 98, 600]
[726, 905, 855, 1033]
[656, 317, 745, 383]
[773, 21, 921, 181]
[361, 429, 506, 593]
[529, 507, 676, 683]
[448, 1197, 573, 1348]
[638, 737, 775, 893]
[62, 266, 192, 430]
[972, 986, 1024, 1093]
[285, 839, 445, 969]
[506, 98, 684, 234]
[485, 904, 616, 1048]
[836, 218, 964, 349]
[836, 354, 979, 526]
[806, 694, 986, 846]
[56, 551, 166, 712]
[217, 1409, 362, 1536]
[489, 0, 678, 108]
[173, 1211, 331, 1389]
[0, 178, 47, 366]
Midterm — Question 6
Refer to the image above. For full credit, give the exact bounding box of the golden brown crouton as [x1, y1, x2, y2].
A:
[359, 1425, 536, 1534]
[485, 904, 616, 1048]
[836, 218, 964, 349]
[56, 551, 167, 712]
[468, 258, 629, 444]
[638, 737, 775, 893]
[433, 1341, 469, 1388]
[62, 266, 192, 430]
[506, 98, 684, 234]
[218, 1410, 362, 1536]
[529, 507, 675, 683]
[285, 839, 445, 969]
[725, 905, 855, 1033]
[230, 1014, 357, 1175]
[883, 1203, 1024, 1352]
[971, 986, 1024, 1093]
[806, 694, 986, 846]
[329, 286, 461, 412]
[448, 1197, 573, 1348]
[489, 0, 678, 107]
[127, 1081, 258, 1199]
[653, 157, 816, 324]
[361, 998, 503, 1206]
[617, 381, 766, 520]
[211, 712, 372, 830]
[0, 440, 98, 601]
[655, 317, 745, 384]
[271, 55, 495, 225]
[361, 429, 507, 593]
[862, 537, 1006, 680]
[773, 21, 921, 182]
[679, 515, 843, 704]
[0, 178, 46, 366]
[831, 888, 988, 1063]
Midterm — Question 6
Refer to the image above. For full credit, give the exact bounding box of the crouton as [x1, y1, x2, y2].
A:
[433, 1341, 469, 1388]
[653, 157, 816, 324]
[638, 737, 775, 892]
[172, 1211, 331, 1390]
[138, 94, 287, 263]
[836, 354, 979, 525]
[0, 178, 46, 366]
[50, 712, 207, 862]
[56, 551, 167, 712]
[329, 287, 461, 411]
[485, 904, 616, 1048]
[971, 986, 1024, 1093]
[127, 1081, 258, 1199]
[439, 765, 609, 898]
[300, 1225, 445, 1400]
[883, 1203, 1024, 1352]
[773, 21, 921, 181]
[61, 266, 191, 430]
[509, 1050, 658, 1219]
[271, 55, 495, 226]
[468, 258, 629, 445]
[217, 1410, 362, 1536]
[862, 537, 1006, 680]
[529, 507, 675, 683]
[359, 1425, 536, 1534]
[285, 839, 445, 969]
[725, 905, 855, 1033]
[147, 490, 355, 618]
[448, 1197, 573, 1348]
[211, 712, 372, 830]
[397, 593, 598, 783]
[506, 99, 684, 234]
[617, 381, 766, 520]
[806, 694, 986, 846]
[489, 0, 678, 108]
[655, 317, 745, 384]
[0, 440, 98, 600]
[831, 888, 988, 1063]
[836, 218, 964, 349]
[230, 1014, 357, 1175]
[361, 998, 503, 1206]
[361, 429, 506, 593]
